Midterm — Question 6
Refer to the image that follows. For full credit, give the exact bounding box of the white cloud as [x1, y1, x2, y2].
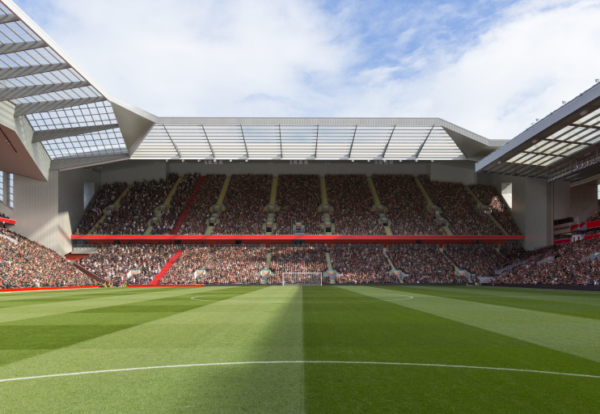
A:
[17, 0, 600, 140]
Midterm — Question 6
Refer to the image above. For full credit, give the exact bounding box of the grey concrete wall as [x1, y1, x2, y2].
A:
[570, 180, 597, 224]
[59, 169, 101, 233]
[100, 162, 166, 185]
[551, 180, 571, 221]
[430, 161, 477, 185]
[1, 171, 71, 255]
[478, 173, 551, 250]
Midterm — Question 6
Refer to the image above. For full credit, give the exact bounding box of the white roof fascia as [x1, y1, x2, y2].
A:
[476, 82, 600, 172]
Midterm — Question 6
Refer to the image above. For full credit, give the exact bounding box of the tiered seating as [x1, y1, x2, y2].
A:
[270, 245, 327, 278]
[203, 245, 266, 284]
[77, 244, 181, 286]
[1, 228, 92, 289]
[372, 175, 443, 235]
[178, 175, 226, 234]
[274, 175, 322, 235]
[419, 176, 500, 236]
[387, 244, 463, 283]
[74, 182, 127, 234]
[329, 244, 391, 284]
[213, 175, 271, 235]
[444, 245, 505, 277]
[96, 174, 179, 234]
[160, 247, 211, 285]
[153, 173, 199, 234]
[469, 185, 520, 235]
[326, 175, 383, 235]
[493, 238, 600, 285]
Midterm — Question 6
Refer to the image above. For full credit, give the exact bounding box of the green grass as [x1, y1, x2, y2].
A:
[0, 285, 599, 413]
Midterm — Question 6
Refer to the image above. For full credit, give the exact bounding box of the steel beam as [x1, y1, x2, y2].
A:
[0, 81, 89, 101]
[14, 97, 105, 116]
[0, 40, 46, 55]
[0, 63, 70, 81]
[32, 124, 119, 143]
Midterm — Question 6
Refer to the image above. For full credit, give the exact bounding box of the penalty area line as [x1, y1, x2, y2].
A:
[1, 361, 599, 384]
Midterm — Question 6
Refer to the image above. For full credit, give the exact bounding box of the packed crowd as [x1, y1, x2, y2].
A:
[270, 245, 327, 279]
[330, 244, 393, 284]
[469, 184, 521, 235]
[77, 244, 181, 286]
[153, 174, 200, 234]
[203, 245, 266, 284]
[493, 238, 600, 285]
[160, 246, 211, 284]
[387, 244, 465, 283]
[178, 175, 226, 234]
[274, 175, 322, 235]
[585, 210, 600, 223]
[419, 176, 501, 236]
[0, 228, 92, 288]
[326, 175, 384, 235]
[445, 244, 506, 277]
[372, 175, 444, 235]
[75, 182, 128, 234]
[96, 174, 179, 235]
[213, 175, 272, 235]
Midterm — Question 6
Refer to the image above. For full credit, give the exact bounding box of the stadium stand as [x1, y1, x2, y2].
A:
[330, 244, 392, 284]
[387, 244, 466, 283]
[419, 175, 501, 236]
[372, 175, 444, 235]
[270, 244, 327, 279]
[152, 173, 200, 234]
[203, 245, 266, 284]
[178, 175, 226, 234]
[469, 184, 521, 235]
[160, 246, 211, 285]
[74, 182, 128, 234]
[78, 244, 181, 286]
[1, 228, 92, 288]
[326, 175, 384, 235]
[444, 244, 505, 277]
[492, 238, 600, 286]
[274, 175, 322, 235]
[96, 174, 179, 235]
[213, 175, 272, 235]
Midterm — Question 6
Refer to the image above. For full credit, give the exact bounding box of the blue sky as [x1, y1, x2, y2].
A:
[13, 0, 600, 140]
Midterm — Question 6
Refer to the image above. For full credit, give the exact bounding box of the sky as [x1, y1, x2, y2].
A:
[13, 0, 600, 141]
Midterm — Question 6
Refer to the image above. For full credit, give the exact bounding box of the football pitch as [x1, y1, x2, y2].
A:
[1, 285, 599, 413]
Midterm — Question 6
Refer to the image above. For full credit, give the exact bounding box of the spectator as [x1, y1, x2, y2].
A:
[419, 176, 501, 236]
[96, 174, 179, 235]
[469, 184, 520, 235]
[270, 244, 327, 281]
[203, 245, 266, 284]
[372, 175, 444, 235]
[75, 182, 127, 234]
[153, 174, 200, 234]
[160, 246, 211, 284]
[0, 228, 92, 289]
[387, 244, 464, 283]
[330, 244, 392, 284]
[326, 175, 384, 235]
[178, 175, 226, 234]
[274, 175, 322, 235]
[213, 175, 272, 235]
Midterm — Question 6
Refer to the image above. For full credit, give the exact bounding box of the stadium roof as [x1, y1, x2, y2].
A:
[0, 0, 507, 177]
[476, 82, 600, 182]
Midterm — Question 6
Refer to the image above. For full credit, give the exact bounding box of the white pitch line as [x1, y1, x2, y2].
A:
[1, 360, 599, 384]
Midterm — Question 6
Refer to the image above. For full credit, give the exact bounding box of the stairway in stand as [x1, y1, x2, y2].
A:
[150, 250, 184, 285]
[171, 176, 205, 234]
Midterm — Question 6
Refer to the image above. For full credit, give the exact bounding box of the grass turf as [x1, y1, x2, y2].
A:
[0, 285, 599, 413]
